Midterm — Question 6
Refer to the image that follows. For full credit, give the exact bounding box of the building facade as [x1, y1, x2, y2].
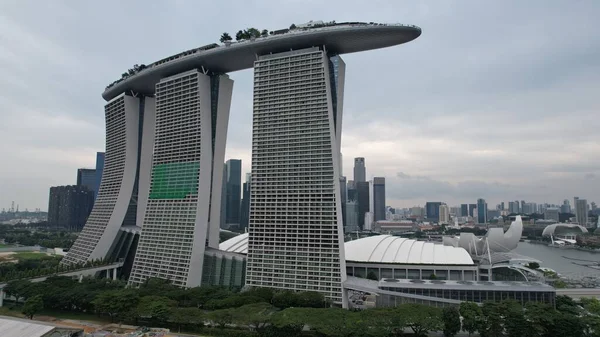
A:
[460, 204, 468, 217]
[93, 152, 105, 201]
[575, 198, 589, 227]
[239, 173, 251, 230]
[425, 202, 442, 222]
[356, 181, 370, 230]
[76, 168, 97, 197]
[48, 185, 94, 231]
[373, 177, 386, 222]
[477, 198, 487, 224]
[246, 48, 347, 303]
[224, 159, 242, 226]
[439, 204, 450, 224]
[62, 94, 153, 265]
[353, 157, 366, 183]
[128, 71, 233, 287]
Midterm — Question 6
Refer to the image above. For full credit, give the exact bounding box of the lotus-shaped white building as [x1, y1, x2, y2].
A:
[442, 216, 524, 254]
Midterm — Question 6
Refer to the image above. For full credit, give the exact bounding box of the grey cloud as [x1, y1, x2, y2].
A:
[0, 0, 599, 209]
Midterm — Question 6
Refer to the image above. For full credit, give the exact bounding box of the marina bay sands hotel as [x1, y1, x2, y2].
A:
[61, 21, 421, 304]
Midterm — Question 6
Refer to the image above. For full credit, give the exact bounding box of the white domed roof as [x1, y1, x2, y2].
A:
[542, 223, 588, 236]
[219, 233, 473, 265]
[344, 235, 474, 265]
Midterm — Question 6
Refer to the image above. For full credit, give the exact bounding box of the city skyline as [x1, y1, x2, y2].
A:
[1, 1, 599, 210]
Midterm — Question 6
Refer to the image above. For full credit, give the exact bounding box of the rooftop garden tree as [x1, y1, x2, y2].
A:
[219, 32, 232, 43]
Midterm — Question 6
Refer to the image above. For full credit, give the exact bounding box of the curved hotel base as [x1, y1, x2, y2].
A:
[61, 21, 421, 304]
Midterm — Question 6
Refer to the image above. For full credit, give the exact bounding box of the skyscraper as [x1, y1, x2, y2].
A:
[353, 157, 366, 183]
[340, 176, 347, 226]
[347, 180, 357, 201]
[356, 181, 370, 230]
[77, 168, 97, 196]
[575, 198, 588, 227]
[477, 198, 487, 224]
[240, 173, 251, 231]
[48, 185, 94, 231]
[439, 204, 450, 224]
[425, 202, 442, 222]
[345, 201, 359, 232]
[246, 49, 346, 303]
[468, 204, 476, 217]
[460, 204, 468, 217]
[128, 72, 233, 287]
[544, 208, 560, 222]
[93, 152, 105, 201]
[62, 94, 155, 266]
[224, 159, 242, 226]
[373, 177, 386, 221]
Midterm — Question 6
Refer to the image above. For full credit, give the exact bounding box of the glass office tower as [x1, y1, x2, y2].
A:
[246, 47, 346, 304]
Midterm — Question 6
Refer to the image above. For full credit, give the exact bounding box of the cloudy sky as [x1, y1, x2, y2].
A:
[0, 1, 598, 211]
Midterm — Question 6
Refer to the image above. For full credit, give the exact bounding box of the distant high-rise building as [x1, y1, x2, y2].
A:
[468, 204, 476, 217]
[544, 208, 560, 222]
[224, 159, 242, 226]
[347, 180, 357, 201]
[521, 200, 526, 213]
[439, 204, 450, 224]
[345, 201, 359, 232]
[575, 198, 588, 227]
[477, 198, 487, 224]
[340, 176, 347, 226]
[240, 173, 251, 230]
[353, 157, 366, 183]
[410, 206, 425, 219]
[461, 204, 468, 217]
[364, 212, 374, 231]
[48, 185, 94, 231]
[373, 177, 386, 221]
[500, 202, 505, 210]
[425, 202, 442, 222]
[93, 152, 105, 201]
[356, 181, 370, 230]
[76, 168, 97, 197]
[220, 166, 227, 228]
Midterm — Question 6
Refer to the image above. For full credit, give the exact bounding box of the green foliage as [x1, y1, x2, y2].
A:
[271, 290, 328, 309]
[136, 295, 176, 323]
[459, 301, 481, 336]
[397, 303, 443, 337]
[208, 308, 234, 328]
[478, 302, 504, 337]
[22, 295, 44, 319]
[527, 262, 540, 269]
[92, 288, 139, 322]
[220, 32, 232, 43]
[231, 302, 276, 333]
[442, 306, 461, 337]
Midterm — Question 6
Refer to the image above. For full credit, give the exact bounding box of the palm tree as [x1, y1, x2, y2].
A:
[220, 32, 232, 43]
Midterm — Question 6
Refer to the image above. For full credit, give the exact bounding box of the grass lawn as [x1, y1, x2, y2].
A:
[12, 252, 52, 260]
[0, 243, 15, 248]
[0, 306, 25, 318]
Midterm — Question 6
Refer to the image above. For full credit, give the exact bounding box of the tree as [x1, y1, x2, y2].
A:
[366, 271, 379, 281]
[459, 302, 482, 337]
[92, 289, 139, 322]
[442, 307, 461, 337]
[261, 29, 268, 37]
[220, 32, 232, 43]
[526, 262, 540, 269]
[137, 296, 176, 324]
[22, 295, 44, 319]
[169, 307, 204, 333]
[503, 300, 530, 337]
[208, 308, 234, 328]
[232, 302, 276, 333]
[4, 280, 31, 303]
[478, 301, 504, 337]
[289, 24, 296, 29]
[396, 303, 443, 337]
[246, 28, 261, 39]
[235, 30, 245, 41]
